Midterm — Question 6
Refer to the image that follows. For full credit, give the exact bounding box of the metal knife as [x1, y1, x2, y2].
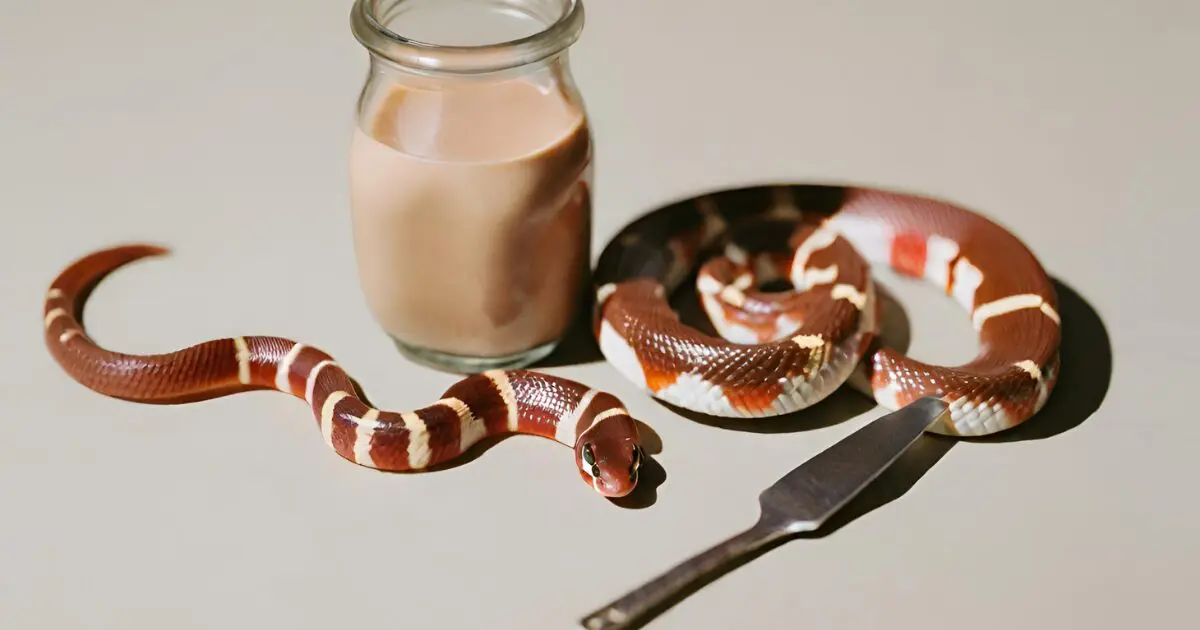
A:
[578, 396, 951, 630]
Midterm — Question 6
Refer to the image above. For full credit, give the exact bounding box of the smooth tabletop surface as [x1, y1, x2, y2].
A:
[1, 1, 1195, 628]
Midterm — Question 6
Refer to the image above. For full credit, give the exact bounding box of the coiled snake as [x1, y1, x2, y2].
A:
[593, 184, 1060, 436]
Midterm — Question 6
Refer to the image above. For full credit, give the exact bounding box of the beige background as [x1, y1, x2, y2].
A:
[1, 1, 1195, 628]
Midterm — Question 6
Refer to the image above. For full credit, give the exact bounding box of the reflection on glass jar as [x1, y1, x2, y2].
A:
[348, 0, 592, 373]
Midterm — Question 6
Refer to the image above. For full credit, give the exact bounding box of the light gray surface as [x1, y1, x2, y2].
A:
[0, 1, 1194, 628]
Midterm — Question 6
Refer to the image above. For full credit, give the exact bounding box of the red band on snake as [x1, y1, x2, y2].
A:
[593, 184, 1061, 436]
[42, 245, 643, 498]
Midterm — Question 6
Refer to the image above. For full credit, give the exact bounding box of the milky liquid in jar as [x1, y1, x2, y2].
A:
[348, 0, 592, 372]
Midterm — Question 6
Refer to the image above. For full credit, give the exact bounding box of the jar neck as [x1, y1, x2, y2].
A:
[350, 0, 585, 77]
[365, 52, 576, 93]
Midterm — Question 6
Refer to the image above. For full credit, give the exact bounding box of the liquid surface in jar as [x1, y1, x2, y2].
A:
[348, 76, 592, 358]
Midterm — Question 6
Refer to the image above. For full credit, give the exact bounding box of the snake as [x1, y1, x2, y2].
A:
[593, 184, 1061, 436]
[42, 244, 644, 498]
[43, 183, 1058, 497]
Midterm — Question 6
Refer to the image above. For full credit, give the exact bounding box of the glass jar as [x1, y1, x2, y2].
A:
[348, 0, 592, 373]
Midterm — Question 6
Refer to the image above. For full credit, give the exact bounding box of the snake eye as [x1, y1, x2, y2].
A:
[631, 445, 641, 465]
[582, 443, 595, 465]
[591, 463, 601, 478]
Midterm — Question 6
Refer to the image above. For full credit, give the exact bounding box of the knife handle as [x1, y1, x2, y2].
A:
[579, 519, 787, 629]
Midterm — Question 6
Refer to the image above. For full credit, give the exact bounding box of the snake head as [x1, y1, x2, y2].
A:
[576, 412, 643, 498]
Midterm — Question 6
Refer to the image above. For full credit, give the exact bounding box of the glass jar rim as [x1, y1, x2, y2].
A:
[350, 0, 585, 75]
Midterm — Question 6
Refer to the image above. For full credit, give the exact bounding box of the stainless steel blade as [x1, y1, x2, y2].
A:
[578, 396, 951, 630]
[757, 395, 950, 533]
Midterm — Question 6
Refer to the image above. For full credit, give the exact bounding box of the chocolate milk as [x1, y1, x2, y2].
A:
[348, 77, 591, 363]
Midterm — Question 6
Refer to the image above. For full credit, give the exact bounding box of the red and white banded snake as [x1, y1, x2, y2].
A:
[42, 184, 1059, 499]
[42, 245, 643, 498]
[593, 184, 1061, 436]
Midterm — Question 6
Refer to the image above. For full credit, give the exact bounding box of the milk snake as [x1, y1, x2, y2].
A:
[42, 245, 643, 498]
[593, 184, 1061, 436]
[42, 184, 1059, 498]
